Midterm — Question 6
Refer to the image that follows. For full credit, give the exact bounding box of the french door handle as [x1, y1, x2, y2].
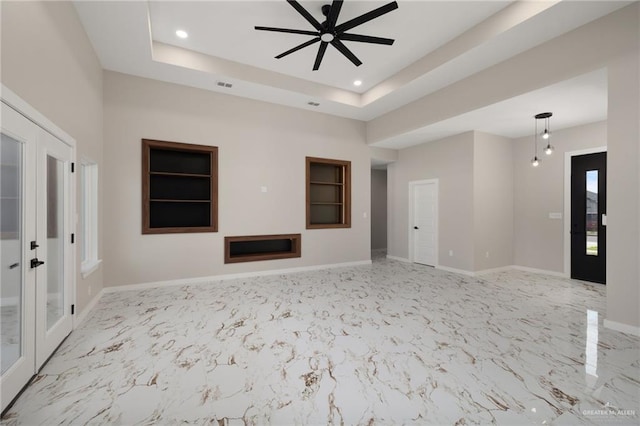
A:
[30, 258, 45, 269]
[9, 262, 19, 269]
[414, 226, 419, 230]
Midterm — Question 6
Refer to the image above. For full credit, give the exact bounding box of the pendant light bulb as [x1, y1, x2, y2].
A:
[544, 144, 554, 155]
[531, 156, 540, 167]
[542, 129, 550, 140]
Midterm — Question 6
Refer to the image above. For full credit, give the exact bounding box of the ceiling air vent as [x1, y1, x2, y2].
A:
[216, 81, 233, 88]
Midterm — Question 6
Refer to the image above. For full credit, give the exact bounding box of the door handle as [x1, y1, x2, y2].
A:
[30, 258, 45, 269]
[30, 241, 39, 250]
[9, 263, 19, 269]
[414, 226, 419, 230]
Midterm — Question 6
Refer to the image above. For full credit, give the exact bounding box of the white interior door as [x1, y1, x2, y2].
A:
[1, 104, 37, 412]
[35, 130, 74, 369]
[411, 180, 438, 266]
[1, 100, 75, 412]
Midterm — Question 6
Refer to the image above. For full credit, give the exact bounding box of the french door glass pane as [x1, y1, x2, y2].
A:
[1, 134, 23, 374]
[586, 170, 598, 256]
[47, 155, 64, 329]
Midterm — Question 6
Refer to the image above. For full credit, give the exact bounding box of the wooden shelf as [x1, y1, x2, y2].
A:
[150, 199, 210, 203]
[150, 171, 210, 178]
[309, 181, 344, 186]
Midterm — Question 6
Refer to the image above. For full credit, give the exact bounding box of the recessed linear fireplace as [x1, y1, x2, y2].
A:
[224, 234, 301, 264]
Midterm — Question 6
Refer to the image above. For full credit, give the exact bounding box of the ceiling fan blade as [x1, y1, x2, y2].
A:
[255, 26, 319, 36]
[335, 1, 398, 33]
[340, 33, 394, 45]
[275, 37, 321, 59]
[287, 0, 323, 31]
[330, 39, 362, 67]
[326, 0, 344, 31]
[313, 42, 329, 70]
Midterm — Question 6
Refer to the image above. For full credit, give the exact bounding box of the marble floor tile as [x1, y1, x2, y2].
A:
[1, 256, 639, 425]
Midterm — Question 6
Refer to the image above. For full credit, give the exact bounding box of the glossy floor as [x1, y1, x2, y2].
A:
[2, 256, 639, 425]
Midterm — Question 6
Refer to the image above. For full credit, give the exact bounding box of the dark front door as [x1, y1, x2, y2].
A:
[571, 152, 606, 284]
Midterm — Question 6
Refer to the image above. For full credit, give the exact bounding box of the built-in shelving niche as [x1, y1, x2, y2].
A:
[142, 139, 218, 234]
[224, 234, 301, 264]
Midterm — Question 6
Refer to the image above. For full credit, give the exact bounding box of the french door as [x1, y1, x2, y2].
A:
[1, 102, 74, 412]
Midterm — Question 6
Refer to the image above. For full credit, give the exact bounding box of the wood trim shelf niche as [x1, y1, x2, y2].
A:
[224, 234, 302, 263]
[142, 139, 218, 234]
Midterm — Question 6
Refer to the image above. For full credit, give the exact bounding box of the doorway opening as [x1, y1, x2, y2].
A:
[371, 167, 387, 259]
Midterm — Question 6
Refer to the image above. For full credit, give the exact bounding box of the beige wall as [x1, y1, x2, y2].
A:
[607, 43, 640, 328]
[1, 1, 104, 314]
[387, 132, 475, 270]
[512, 121, 606, 273]
[103, 71, 369, 287]
[388, 131, 513, 273]
[473, 131, 513, 271]
[371, 169, 387, 250]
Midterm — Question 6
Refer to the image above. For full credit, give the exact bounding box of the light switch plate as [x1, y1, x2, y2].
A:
[549, 212, 562, 219]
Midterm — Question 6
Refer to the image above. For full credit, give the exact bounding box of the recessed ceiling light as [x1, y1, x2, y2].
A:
[353, 80, 363, 87]
[176, 30, 188, 39]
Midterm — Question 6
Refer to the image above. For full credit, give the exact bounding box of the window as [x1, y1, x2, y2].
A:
[306, 157, 351, 229]
[80, 160, 100, 277]
[142, 139, 218, 234]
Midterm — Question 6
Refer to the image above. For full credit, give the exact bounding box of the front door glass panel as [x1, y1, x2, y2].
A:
[586, 170, 598, 256]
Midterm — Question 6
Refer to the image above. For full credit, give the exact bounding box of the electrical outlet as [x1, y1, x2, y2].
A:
[485, 251, 490, 259]
[449, 250, 453, 257]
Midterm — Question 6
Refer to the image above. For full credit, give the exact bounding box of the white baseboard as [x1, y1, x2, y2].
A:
[104, 260, 372, 294]
[473, 266, 514, 276]
[604, 319, 640, 337]
[511, 265, 568, 278]
[436, 265, 564, 278]
[75, 289, 104, 326]
[436, 265, 476, 276]
[386, 255, 410, 263]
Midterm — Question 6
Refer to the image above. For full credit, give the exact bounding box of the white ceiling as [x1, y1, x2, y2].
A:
[149, 1, 508, 92]
[74, 1, 629, 149]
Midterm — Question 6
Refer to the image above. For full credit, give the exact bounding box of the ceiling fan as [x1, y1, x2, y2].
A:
[255, 0, 399, 71]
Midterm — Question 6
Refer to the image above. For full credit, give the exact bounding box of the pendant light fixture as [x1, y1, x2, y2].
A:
[532, 112, 553, 166]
